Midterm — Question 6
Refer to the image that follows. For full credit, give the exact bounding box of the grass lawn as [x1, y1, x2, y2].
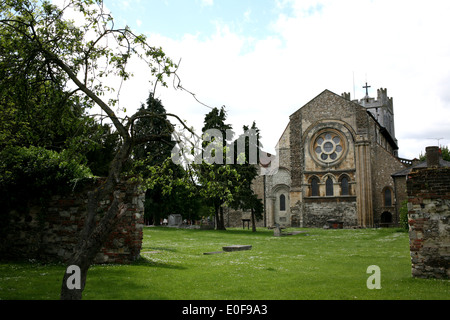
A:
[0, 227, 449, 300]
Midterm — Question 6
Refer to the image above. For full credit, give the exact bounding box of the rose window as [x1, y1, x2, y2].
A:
[313, 132, 344, 163]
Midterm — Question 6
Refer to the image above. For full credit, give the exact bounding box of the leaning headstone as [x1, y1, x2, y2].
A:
[273, 224, 282, 237]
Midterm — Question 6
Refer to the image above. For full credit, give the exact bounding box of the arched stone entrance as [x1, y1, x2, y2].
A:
[272, 185, 290, 227]
[380, 211, 393, 227]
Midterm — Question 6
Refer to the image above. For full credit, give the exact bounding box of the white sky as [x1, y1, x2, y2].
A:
[88, 1, 450, 158]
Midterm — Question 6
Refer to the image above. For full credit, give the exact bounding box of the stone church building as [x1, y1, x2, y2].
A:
[230, 86, 412, 229]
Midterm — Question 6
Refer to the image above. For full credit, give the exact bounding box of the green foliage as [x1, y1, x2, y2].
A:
[132, 93, 187, 224]
[84, 124, 120, 177]
[0, 0, 121, 174]
[140, 157, 208, 224]
[399, 200, 409, 231]
[0, 0, 85, 150]
[0, 0, 126, 184]
[230, 122, 264, 223]
[0, 145, 92, 207]
[198, 107, 240, 229]
[201, 106, 232, 135]
[132, 93, 175, 169]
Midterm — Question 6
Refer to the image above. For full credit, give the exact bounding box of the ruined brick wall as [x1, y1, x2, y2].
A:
[0, 178, 145, 264]
[407, 167, 450, 279]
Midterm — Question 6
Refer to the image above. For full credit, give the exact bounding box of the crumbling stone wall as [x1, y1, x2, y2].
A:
[407, 166, 450, 279]
[302, 198, 357, 227]
[0, 178, 145, 264]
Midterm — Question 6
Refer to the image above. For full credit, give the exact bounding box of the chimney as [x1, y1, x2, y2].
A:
[426, 146, 441, 168]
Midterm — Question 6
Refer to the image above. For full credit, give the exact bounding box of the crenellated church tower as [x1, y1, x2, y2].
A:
[353, 84, 398, 156]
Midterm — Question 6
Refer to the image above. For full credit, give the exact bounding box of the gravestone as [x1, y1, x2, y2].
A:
[168, 214, 182, 227]
[273, 224, 282, 237]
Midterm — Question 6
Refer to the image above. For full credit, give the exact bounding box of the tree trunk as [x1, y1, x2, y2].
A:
[251, 208, 256, 232]
[217, 206, 226, 230]
[60, 142, 131, 300]
[60, 192, 128, 299]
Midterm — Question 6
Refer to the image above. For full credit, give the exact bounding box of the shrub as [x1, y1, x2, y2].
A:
[0, 146, 93, 206]
[399, 200, 409, 231]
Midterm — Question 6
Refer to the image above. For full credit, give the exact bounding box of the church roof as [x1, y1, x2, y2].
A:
[289, 89, 398, 151]
[392, 158, 450, 177]
[289, 89, 337, 117]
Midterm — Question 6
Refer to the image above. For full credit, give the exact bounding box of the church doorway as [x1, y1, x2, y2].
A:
[273, 186, 290, 227]
[380, 211, 393, 227]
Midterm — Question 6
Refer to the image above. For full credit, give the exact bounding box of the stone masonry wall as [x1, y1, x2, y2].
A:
[371, 143, 406, 226]
[302, 198, 357, 227]
[407, 167, 450, 279]
[0, 178, 145, 264]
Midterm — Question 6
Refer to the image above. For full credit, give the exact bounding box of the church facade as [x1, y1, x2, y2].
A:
[252, 87, 408, 228]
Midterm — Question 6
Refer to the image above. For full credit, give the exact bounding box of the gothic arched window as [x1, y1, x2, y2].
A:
[326, 177, 334, 196]
[280, 194, 286, 211]
[340, 176, 349, 196]
[311, 177, 319, 197]
[384, 188, 392, 206]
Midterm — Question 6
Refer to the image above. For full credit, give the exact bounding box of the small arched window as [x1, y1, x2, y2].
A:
[311, 177, 319, 197]
[384, 188, 392, 206]
[341, 177, 349, 196]
[326, 177, 334, 196]
[280, 194, 286, 211]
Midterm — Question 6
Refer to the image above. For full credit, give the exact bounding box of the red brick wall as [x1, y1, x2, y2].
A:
[407, 167, 450, 279]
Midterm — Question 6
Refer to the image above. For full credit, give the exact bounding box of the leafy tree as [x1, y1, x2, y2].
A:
[84, 123, 121, 177]
[133, 93, 174, 166]
[0, 0, 120, 174]
[0, 26, 93, 154]
[230, 122, 264, 232]
[196, 161, 241, 230]
[150, 106, 244, 230]
[1, 0, 187, 300]
[142, 157, 208, 225]
[197, 106, 240, 230]
[132, 92, 189, 225]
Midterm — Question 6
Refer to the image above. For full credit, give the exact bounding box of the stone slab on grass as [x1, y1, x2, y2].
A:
[222, 245, 252, 252]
